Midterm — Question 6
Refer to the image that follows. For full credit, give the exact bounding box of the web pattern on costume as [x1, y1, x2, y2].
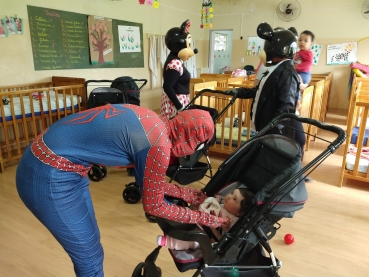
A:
[129, 106, 223, 228]
[62, 105, 126, 125]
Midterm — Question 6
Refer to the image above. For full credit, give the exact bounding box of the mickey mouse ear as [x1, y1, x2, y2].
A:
[257, 22, 274, 41]
[288, 27, 298, 38]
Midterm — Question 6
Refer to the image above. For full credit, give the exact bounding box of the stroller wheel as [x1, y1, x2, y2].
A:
[100, 166, 107, 178]
[131, 262, 145, 277]
[88, 165, 103, 182]
[123, 182, 141, 204]
[127, 168, 135, 176]
[145, 212, 157, 223]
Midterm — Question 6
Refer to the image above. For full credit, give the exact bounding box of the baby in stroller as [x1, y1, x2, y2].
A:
[157, 184, 253, 250]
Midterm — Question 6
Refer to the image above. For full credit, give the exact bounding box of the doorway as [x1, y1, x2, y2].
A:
[209, 30, 233, 73]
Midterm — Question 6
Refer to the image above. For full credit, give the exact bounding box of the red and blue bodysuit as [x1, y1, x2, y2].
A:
[16, 104, 224, 277]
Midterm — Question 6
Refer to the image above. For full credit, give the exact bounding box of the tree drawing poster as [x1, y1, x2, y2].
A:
[118, 25, 141, 53]
[88, 16, 114, 65]
[327, 42, 357, 65]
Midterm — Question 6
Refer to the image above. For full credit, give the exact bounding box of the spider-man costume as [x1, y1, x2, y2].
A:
[16, 104, 225, 277]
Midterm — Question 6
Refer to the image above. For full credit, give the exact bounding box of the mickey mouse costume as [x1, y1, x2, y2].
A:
[161, 19, 198, 118]
[228, 22, 300, 139]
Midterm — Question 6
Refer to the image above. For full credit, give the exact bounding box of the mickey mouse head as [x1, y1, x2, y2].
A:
[257, 22, 298, 63]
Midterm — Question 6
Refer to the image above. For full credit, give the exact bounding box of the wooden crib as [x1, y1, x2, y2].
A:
[339, 82, 369, 187]
[0, 76, 86, 172]
[193, 82, 253, 157]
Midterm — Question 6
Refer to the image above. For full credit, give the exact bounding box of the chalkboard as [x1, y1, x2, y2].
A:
[27, 5, 144, 70]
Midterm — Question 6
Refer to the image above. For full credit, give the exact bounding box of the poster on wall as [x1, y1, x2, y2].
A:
[327, 42, 357, 65]
[246, 36, 264, 56]
[0, 19, 8, 37]
[4, 17, 16, 35]
[118, 25, 141, 53]
[88, 15, 114, 65]
[13, 17, 24, 34]
[311, 43, 323, 65]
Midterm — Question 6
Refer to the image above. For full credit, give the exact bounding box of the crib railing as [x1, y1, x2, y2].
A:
[0, 84, 85, 172]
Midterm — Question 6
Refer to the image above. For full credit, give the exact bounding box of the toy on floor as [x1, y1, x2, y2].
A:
[284, 233, 295, 245]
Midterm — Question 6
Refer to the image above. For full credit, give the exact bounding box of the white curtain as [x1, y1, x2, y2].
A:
[149, 34, 157, 89]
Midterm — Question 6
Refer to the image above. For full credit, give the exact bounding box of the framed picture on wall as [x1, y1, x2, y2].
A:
[0, 19, 8, 37]
[246, 36, 264, 56]
[327, 42, 357, 65]
[13, 17, 23, 34]
[5, 17, 15, 35]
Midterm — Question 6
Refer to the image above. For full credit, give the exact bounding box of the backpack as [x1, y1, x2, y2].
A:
[244, 65, 255, 76]
[111, 76, 140, 106]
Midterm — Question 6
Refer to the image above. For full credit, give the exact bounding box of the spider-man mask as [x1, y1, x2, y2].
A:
[167, 109, 214, 157]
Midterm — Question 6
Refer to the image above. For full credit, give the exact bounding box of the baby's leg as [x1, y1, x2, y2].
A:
[157, 235, 199, 250]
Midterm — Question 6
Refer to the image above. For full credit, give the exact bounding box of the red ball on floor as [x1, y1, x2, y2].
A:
[284, 234, 294, 245]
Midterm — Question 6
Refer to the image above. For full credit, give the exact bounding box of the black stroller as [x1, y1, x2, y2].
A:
[122, 90, 238, 210]
[85, 77, 147, 181]
[132, 113, 346, 277]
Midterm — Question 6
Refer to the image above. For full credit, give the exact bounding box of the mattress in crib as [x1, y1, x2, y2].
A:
[215, 123, 255, 147]
[345, 153, 368, 174]
[0, 91, 81, 122]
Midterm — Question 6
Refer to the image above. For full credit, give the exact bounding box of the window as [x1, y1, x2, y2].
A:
[214, 33, 227, 51]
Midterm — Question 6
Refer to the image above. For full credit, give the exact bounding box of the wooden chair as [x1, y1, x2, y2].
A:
[306, 80, 325, 145]
[189, 78, 205, 99]
[311, 72, 333, 122]
[199, 73, 232, 79]
[216, 79, 228, 88]
[248, 74, 256, 82]
[227, 77, 248, 86]
[299, 85, 314, 151]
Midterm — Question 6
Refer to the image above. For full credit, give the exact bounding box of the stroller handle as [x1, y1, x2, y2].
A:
[85, 79, 147, 91]
[261, 113, 347, 152]
[187, 89, 238, 123]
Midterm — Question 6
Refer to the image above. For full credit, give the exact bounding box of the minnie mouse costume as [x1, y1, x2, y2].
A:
[161, 20, 198, 118]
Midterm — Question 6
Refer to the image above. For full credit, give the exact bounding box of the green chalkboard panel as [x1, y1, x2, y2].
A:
[27, 5, 144, 70]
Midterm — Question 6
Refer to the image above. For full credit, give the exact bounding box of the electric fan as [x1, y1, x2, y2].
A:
[362, 0, 369, 19]
[276, 0, 301, 22]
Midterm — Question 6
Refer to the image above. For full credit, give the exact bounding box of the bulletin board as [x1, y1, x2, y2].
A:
[27, 5, 144, 70]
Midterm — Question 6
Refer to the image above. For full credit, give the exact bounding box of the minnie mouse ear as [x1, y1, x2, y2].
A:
[257, 22, 274, 41]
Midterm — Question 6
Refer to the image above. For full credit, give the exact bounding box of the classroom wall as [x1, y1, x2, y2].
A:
[2, 0, 369, 111]
[203, 0, 369, 110]
[0, 0, 203, 110]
